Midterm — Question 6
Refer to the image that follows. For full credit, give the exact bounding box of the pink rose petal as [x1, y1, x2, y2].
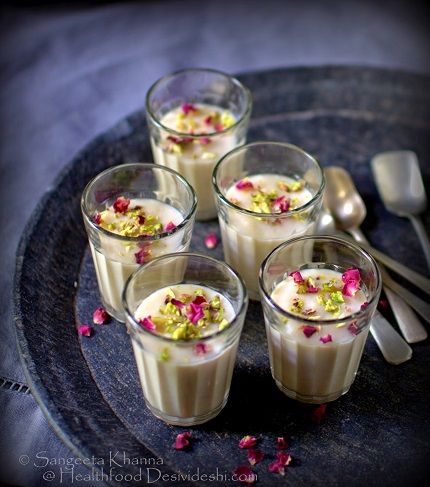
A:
[78, 324, 93, 337]
[135, 245, 151, 264]
[181, 103, 197, 115]
[200, 137, 212, 145]
[233, 465, 256, 484]
[92, 307, 110, 325]
[173, 431, 191, 450]
[342, 280, 360, 297]
[194, 342, 208, 355]
[93, 213, 102, 225]
[214, 122, 224, 132]
[320, 334, 332, 344]
[204, 233, 218, 249]
[239, 435, 257, 449]
[276, 451, 292, 466]
[361, 301, 369, 310]
[139, 316, 156, 332]
[235, 179, 254, 190]
[290, 271, 304, 283]
[137, 215, 146, 225]
[187, 303, 204, 324]
[307, 285, 319, 293]
[348, 322, 359, 335]
[272, 195, 290, 213]
[204, 115, 212, 125]
[165, 221, 176, 232]
[113, 196, 130, 214]
[247, 448, 265, 466]
[268, 461, 285, 476]
[192, 295, 207, 306]
[311, 404, 327, 424]
[378, 299, 388, 311]
[302, 326, 317, 338]
[170, 298, 185, 310]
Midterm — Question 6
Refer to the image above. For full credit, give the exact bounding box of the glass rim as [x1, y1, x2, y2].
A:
[212, 141, 326, 218]
[81, 162, 197, 242]
[145, 67, 253, 138]
[259, 234, 382, 326]
[122, 252, 248, 344]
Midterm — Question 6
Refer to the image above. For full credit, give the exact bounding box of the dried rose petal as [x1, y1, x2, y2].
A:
[93, 213, 102, 225]
[78, 324, 92, 337]
[181, 103, 197, 115]
[272, 195, 290, 213]
[194, 342, 208, 355]
[193, 295, 207, 306]
[204, 233, 218, 249]
[276, 451, 292, 466]
[239, 435, 257, 449]
[113, 196, 130, 214]
[187, 303, 204, 324]
[348, 322, 359, 335]
[342, 280, 360, 297]
[378, 299, 388, 311]
[214, 122, 224, 132]
[204, 115, 212, 125]
[307, 285, 319, 293]
[139, 316, 156, 332]
[137, 215, 146, 225]
[165, 221, 176, 232]
[320, 334, 332, 344]
[361, 301, 369, 310]
[247, 448, 265, 466]
[311, 404, 327, 424]
[268, 461, 285, 475]
[276, 437, 289, 449]
[167, 135, 193, 145]
[173, 431, 191, 450]
[200, 137, 212, 145]
[342, 268, 360, 283]
[290, 271, 304, 283]
[235, 179, 254, 190]
[92, 307, 110, 325]
[233, 465, 256, 484]
[302, 326, 317, 338]
[135, 246, 151, 264]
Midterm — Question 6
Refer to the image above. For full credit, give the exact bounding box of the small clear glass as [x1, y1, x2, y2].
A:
[81, 163, 196, 322]
[259, 235, 382, 404]
[213, 141, 325, 300]
[123, 253, 248, 426]
[146, 68, 252, 221]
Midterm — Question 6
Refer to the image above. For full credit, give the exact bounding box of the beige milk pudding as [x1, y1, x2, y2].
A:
[266, 267, 369, 403]
[151, 103, 239, 220]
[131, 284, 238, 425]
[221, 174, 314, 299]
[91, 197, 184, 317]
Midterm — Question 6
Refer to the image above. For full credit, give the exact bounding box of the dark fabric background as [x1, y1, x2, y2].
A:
[1, 1, 429, 485]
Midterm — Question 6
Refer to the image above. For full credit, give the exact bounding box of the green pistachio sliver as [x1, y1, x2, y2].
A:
[218, 319, 229, 331]
[330, 291, 345, 303]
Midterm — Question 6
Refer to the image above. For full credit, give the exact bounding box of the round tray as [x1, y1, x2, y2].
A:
[15, 66, 430, 486]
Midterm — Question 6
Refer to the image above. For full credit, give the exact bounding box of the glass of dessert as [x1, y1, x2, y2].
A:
[259, 235, 382, 404]
[123, 253, 248, 426]
[145, 68, 252, 221]
[81, 163, 197, 322]
[213, 141, 325, 300]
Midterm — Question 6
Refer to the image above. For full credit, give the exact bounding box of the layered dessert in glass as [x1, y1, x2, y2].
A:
[123, 253, 248, 426]
[213, 142, 325, 300]
[260, 236, 381, 404]
[146, 68, 252, 220]
[81, 163, 196, 321]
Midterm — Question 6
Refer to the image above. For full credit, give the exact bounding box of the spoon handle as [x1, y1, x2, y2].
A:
[349, 227, 428, 341]
[370, 311, 412, 365]
[409, 215, 430, 271]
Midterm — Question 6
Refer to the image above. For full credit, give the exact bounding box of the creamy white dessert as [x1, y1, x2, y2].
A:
[220, 174, 315, 299]
[130, 284, 238, 424]
[91, 197, 184, 318]
[266, 267, 370, 403]
[150, 103, 240, 220]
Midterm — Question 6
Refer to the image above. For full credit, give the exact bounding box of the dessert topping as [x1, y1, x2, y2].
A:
[93, 307, 110, 325]
[239, 435, 258, 449]
[78, 324, 93, 337]
[173, 431, 191, 450]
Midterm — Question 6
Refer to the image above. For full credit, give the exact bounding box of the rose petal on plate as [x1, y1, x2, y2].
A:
[239, 435, 257, 449]
[276, 437, 289, 450]
[173, 431, 191, 450]
[78, 324, 93, 337]
[268, 461, 285, 475]
[247, 448, 265, 465]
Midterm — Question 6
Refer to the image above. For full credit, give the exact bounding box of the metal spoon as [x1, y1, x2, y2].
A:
[325, 166, 427, 347]
[371, 150, 430, 271]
